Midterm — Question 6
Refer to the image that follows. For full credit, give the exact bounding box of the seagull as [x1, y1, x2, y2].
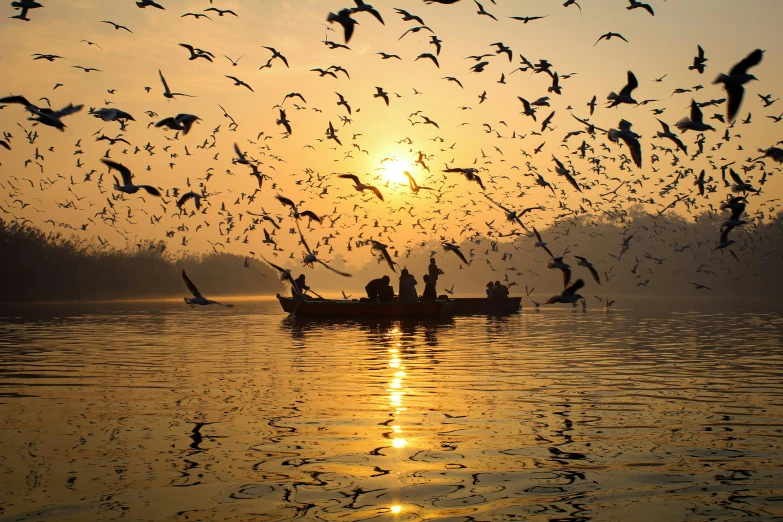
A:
[183, 270, 233, 307]
[689, 45, 707, 74]
[627, 0, 654, 16]
[714, 48, 764, 123]
[177, 191, 204, 210]
[337, 173, 384, 201]
[675, 99, 715, 132]
[595, 32, 628, 46]
[655, 119, 687, 153]
[90, 108, 134, 122]
[367, 239, 396, 272]
[552, 155, 582, 192]
[547, 257, 572, 289]
[443, 76, 464, 88]
[275, 194, 321, 223]
[607, 70, 638, 107]
[394, 7, 424, 25]
[298, 229, 352, 277]
[136, 0, 165, 9]
[509, 15, 548, 23]
[415, 53, 439, 67]
[574, 256, 601, 285]
[262, 257, 302, 297]
[0, 95, 83, 131]
[373, 86, 389, 106]
[276, 108, 292, 134]
[222, 53, 244, 66]
[442, 242, 470, 265]
[350, 0, 384, 25]
[102, 158, 161, 197]
[204, 7, 237, 16]
[179, 43, 213, 61]
[532, 227, 554, 258]
[225, 75, 254, 92]
[101, 20, 133, 32]
[155, 113, 200, 134]
[474, 1, 498, 21]
[327, 8, 358, 43]
[10, 0, 44, 21]
[158, 70, 194, 99]
[262, 46, 289, 67]
[546, 279, 585, 305]
[402, 171, 435, 193]
[608, 119, 642, 168]
[729, 169, 758, 194]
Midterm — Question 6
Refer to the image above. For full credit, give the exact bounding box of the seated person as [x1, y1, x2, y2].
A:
[421, 274, 437, 300]
[493, 281, 509, 299]
[486, 281, 495, 298]
[398, 268, 418, 303]
[365, 275, 392, 301]
[292, 274, 310, 300]
[379, 284, 395, 302]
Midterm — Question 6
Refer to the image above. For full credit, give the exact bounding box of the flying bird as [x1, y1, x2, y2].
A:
[182, 270, 234, 308]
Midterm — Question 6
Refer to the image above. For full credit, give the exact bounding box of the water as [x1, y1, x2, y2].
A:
[1, 298, 782, 521]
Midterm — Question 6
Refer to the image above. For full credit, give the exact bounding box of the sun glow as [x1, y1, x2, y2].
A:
[381, 159, 412, 185]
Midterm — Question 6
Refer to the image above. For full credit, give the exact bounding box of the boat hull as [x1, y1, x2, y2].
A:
[451, 297, 522, 315]
[277, 295, 455, 318]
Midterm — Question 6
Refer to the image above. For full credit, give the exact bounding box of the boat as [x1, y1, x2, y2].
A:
[451, 296, 522, 315]
[276, 294, 455, 318]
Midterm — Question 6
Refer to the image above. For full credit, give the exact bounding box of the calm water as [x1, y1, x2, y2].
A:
[0, 298, 782, 521]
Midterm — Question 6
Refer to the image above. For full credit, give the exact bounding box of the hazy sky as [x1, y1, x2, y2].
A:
[1, 0, 782, 283]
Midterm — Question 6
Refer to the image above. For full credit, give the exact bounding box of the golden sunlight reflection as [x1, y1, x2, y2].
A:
[390, 505, 402, 514]
[392, 438, 407, 448]
[381, 159, 412, 185]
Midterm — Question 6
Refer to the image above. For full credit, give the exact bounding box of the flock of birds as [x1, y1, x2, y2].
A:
[2, 0, 782, 310]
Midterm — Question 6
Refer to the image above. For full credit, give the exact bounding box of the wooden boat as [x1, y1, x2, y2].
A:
[451, 296, 522, 315]
[276, 294, 455, 318]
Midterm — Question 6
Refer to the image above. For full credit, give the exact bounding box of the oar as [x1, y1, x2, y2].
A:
[305, 288, 325, 300]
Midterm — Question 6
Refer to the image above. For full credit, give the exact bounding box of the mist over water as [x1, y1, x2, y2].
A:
[1, 299, 781, 520]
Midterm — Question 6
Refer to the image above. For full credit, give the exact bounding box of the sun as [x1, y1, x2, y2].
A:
[381, 159, 411, 185]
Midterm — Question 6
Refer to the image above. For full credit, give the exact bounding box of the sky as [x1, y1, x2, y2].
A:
[1, 0, 782, 289]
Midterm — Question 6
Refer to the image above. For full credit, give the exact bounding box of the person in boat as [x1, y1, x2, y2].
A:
[421, 274, 437, 301]
[292, 274, 311, 300]
[493, 281, 509, 299]
[486, 281, 495, 298]
[428, 258, 444, 291]
[398, 268, 418, 303]
[365, 275, 393, 302]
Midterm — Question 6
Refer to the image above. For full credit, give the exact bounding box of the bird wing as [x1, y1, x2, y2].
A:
[139, 185, 162, 197]
[730, 48, 763, 77]
[562, 278, 584, 296]
[625, 136, 643, 168]
[620, 70, 638, 96]
[101, 158, 132, 185]
[276, 194, 296, 208]
[177, 192, 194, 207]
[158, 70, 170, 93]
[338, 173, 360, 185]
[560, 267, 573, 289]
[0, 95, 33, 108]
[729, 169, 743, 185]
[368, 185, 384, 201]
[299, 210, 322, 223]
[318, 259, 352, 277]
[587, 265, 601, 285]
[724, 82, 744, 123]
[182, 270, 202, 298]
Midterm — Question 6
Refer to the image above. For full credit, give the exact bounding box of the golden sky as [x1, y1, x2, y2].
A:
[1, 0, 782, 285]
